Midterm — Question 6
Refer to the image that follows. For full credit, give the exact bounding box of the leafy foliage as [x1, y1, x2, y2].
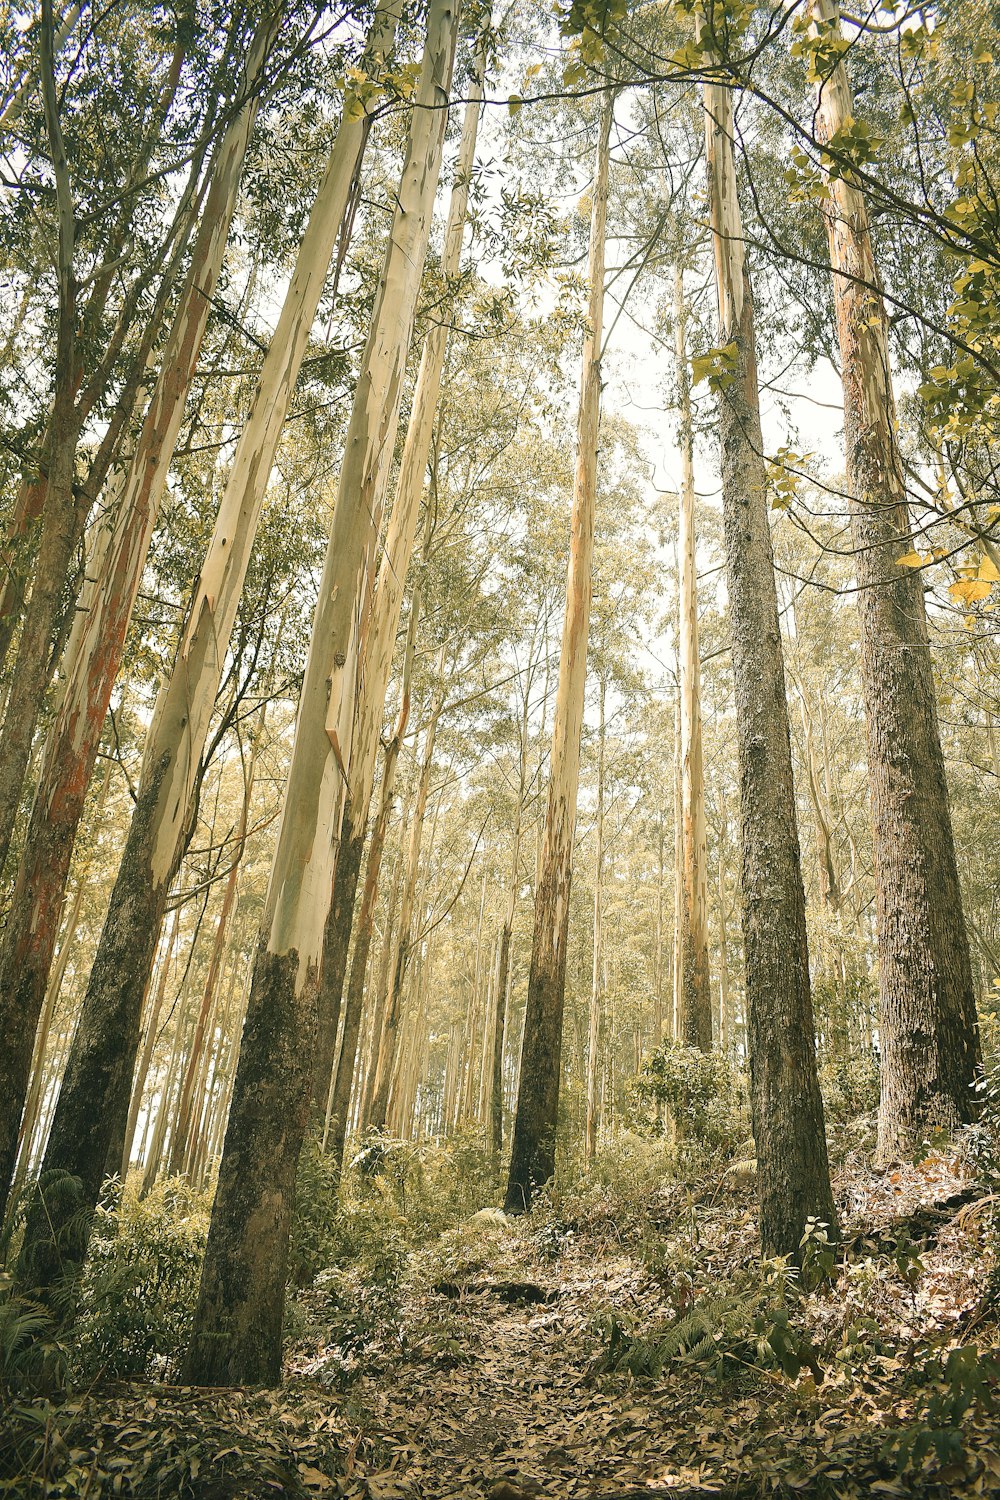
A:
[73, 1176, 209, 1382]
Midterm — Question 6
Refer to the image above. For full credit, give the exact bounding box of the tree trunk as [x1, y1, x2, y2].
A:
[184, 0, 460, 1388]
[121, 904, 181, 1180]
[327, 745, 403, 1175]
[504, 96, 611, 1214]
[0, 1, 80, 871]
[703, 70, 836, 1257]
[674, 268, 713, 1051]
[0, 23, 191, 861]
[368, 672, 446, 1133]
[310, 18, 488, 1107]
[0, 15, 279, 1221]
[808, 0, 980, 1160]
[168, 742, 256, 1176]
[585, 676, 606, 1163]
[361, 836, 407, 1131]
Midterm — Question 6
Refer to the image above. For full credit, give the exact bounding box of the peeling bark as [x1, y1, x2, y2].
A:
[186, 0, 460, 1387]
[0, 14, 278, 1220]
[310, 19, 489, 1107]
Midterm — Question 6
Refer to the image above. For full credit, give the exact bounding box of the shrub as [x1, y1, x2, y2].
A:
[73, 1175, 209, 1382]
[636, 1040, 748, 1162]
[819, 1052, 880, 1123]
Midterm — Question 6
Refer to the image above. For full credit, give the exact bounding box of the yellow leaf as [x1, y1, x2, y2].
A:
[978, 554, 1000, 582]
[950, 578, 992, 603]
[897, 550, 925, 567]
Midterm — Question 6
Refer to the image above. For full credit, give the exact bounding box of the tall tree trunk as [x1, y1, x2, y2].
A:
[490, 700, 529, 1159]
[504, 96, 611, 1214]
[0, 0, 79, 869]
[327, 747, 404, 1176]
[0, 25, 192, 856]
[184, 0, 460, 1387]
[310, 19, 489, 1106]
[361, 836, 407, 1130]
[0, 14, 280, 1221]
[121, 904, 181, 1180]
[703, 67, 836, 1256]
[167, 741, 257, 1177]
[653, 813, 666, 1044]
[585, 676, 606, 1163]
[368, 674, 446, 1133]
[8, 0, 397, 1271]
[671, 681, 684, 1040]
[808, 0, 980, 1159]
[674, 267, 713, 1050]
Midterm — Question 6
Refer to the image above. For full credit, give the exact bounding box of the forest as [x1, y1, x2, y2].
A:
[1, 0, 1000, 1493]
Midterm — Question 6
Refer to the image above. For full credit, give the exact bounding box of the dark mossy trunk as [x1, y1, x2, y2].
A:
[15, 765, 173, 1299]
[328, 800, 391, 1175]
[503, 847, 570, 1214]
[185, 944, 318, 1387]
[311, 808, 365, 1112]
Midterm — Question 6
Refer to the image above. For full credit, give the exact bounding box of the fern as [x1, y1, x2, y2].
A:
[594, 1268, 817, 1382]
[0, 1284, 68, 1399]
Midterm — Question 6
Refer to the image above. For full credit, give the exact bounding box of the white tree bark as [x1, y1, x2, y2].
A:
[262, 0, 461, 982]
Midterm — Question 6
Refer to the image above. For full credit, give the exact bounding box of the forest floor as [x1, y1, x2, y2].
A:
[4, 1133, 1000, 1499]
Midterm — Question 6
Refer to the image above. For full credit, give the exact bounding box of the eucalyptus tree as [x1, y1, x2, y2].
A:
[311, 11, 493, 1111]
[504, 91, 612, 1214]
[185, 0, 463, 1386]
[700, 32, 836, 1255]
[0, 7, 284, 1221]
[805, 0, 980, 1158]
[8, 5, 404, 1276]
[0, 2, 299, 865]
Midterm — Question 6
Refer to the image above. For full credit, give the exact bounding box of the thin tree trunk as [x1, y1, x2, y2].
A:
[504, 97, 611, 1214]
[184, 0, 460, 1388]
[361, 836, 407, 1131]
[671, 680, 684, 1040]
[368, 673, 446, 1133]
[168, 741, 257, 1176]
[0, 26, 192, 858]
[703, 66, 836, 1257]
[120, 905, 182, 1180]
[808, 0, 980, 1159]
[653, 813, 666, 1044]
[327, 753, 405, 1176]
[0, 0, 80, 870]
[10, 876, 85, 1199]
[674, 268, 712, 1050]
[585, 676, 606, 1163]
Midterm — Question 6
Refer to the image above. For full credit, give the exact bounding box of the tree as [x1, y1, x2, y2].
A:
[806, 0, 981, 1160]
[674, 265, 712, 1051]
[0, 8, 283, 1222]
[184, 0, 461, 1386]
[311, 12, 491, 1111]
[504, 92, 612, 1214]
[701, 54, 836, 1257]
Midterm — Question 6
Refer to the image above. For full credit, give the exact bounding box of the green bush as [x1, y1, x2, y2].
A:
[636, 1040, 748, 1162]
[73, 1175, 209, 1382]
[819, 1052, 880, 1122]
